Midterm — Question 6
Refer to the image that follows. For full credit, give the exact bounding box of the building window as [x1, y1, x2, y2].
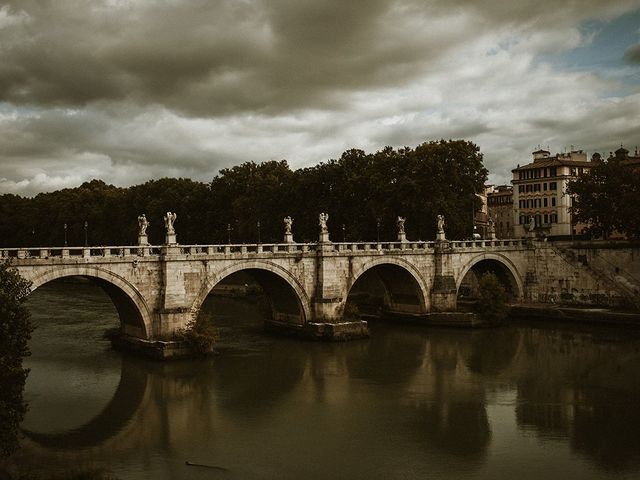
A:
[543, 183, 547, 191]
[543, 198, 548, 207]
[550, 182, 557, 190]
[551, 197, 556, 207]
[550, 212, 557, 223]
[550, 167, 557, 176]
[519, 185, 524, 193]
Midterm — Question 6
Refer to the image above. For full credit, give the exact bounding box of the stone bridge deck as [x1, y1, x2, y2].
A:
[3, 238, 636, 345]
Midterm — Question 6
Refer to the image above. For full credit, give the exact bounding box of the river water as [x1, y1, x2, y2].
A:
[16, 280, 640, 479]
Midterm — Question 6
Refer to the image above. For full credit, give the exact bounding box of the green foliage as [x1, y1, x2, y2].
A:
[567, 158, 640, 239]
[180, 316, 217, 356]
[0, 139, 488, 246]
[0, 262, 33, 457]
[475, 272, 510, 323]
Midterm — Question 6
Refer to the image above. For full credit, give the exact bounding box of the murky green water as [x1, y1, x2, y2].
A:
[16, 280, 640, 479]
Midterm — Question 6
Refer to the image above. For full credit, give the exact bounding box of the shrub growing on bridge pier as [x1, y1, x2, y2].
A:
[475, 272, 510, 324]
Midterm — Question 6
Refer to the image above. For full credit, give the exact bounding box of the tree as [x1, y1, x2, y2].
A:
[0, 262, 33, 457]
[567, 157, 640, 239]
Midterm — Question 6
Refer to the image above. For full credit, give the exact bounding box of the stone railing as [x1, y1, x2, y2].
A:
[448, 239, 528, 249]
[0, 246, 162, 260]
[0, 238, 530, 261]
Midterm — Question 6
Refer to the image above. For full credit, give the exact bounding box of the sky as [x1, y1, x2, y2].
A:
[1, 0, 640, 196]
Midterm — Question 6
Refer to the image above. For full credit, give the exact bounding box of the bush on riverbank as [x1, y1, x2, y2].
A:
[0, 262, 33, 458]
[475, 272, 510, 324]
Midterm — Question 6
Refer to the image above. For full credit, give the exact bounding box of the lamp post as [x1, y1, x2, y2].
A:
[257, 221, 261, 244]
[227, 223, 231, 244]
[64, 223, 67, 246]
[32, 227, 35, 246]
[342, 223, 346, 242]
[84, 221, 88, 247]
[376, 219, 381, 243]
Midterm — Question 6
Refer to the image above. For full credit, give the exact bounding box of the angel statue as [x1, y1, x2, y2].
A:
[319, 212, 329, 233]
[137, 214, 149, 236]
[437, 214, 445, 234]
[284, 216, 293, 235]
[164, 211, 177, 234]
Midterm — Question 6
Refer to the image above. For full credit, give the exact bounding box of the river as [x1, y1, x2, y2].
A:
[14, 280, 640, 479]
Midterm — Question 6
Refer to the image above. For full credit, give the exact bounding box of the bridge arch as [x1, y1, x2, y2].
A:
[191, 260, 312, 326]
[346, 257, 430, 317]
[456, 253, 524, 300]
[25, 266, 153, 339]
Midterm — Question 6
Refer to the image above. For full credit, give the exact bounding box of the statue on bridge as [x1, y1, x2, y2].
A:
[137, 214, 149, 236]
[436, 214, 446, 241]
[528, 216, 535, 233]
[488, 215, 496, 240]
[284, 216, 294, 243]
[318, 212, 330, 244]
[164, 212, 177, 234]
[397, 216, 407, 242]
[284, 216, 293, 235]
[319, 213, 329, 233]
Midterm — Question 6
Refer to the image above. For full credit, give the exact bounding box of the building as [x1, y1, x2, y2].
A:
[511, 148, 597, 237]
[487, 185, 513, 238]
[613, 145, 640, 169]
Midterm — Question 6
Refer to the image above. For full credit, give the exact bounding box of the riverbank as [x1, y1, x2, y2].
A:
[510, 304, 640, 327]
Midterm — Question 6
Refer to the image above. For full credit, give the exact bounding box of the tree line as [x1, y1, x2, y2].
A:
[0, 140, 489, 248]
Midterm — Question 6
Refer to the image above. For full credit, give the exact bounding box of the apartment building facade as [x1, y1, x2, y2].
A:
[511, 148, 595, 237]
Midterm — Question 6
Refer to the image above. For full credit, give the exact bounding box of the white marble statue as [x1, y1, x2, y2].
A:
[528, 216, 535, 233]
[284, 216, 293, 235]
[397, 216, 406, 235]
[437, 215, 445, 234]
[137, 214, 149, 236]
[319, 212, 329, 233]
[164, 212, 177, 234]
[488, 215, 495, 235]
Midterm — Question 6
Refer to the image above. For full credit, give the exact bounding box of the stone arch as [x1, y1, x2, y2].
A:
[347, 257, 430, 317]
[191, 260, 311, 325]
[456, 253, 524, 299]
[25, 266, 153, 339]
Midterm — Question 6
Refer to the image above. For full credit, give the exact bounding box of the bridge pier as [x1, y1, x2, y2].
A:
[431, 241, 457, 312]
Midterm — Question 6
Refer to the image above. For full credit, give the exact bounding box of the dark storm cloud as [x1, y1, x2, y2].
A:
[0, 0, 440, 116]
[1, 0, 640, 195]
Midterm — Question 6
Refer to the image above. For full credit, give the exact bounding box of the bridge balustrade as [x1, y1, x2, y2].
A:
[0, 238, 530, 263]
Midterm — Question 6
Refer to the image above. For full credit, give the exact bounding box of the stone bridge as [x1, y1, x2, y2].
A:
[2, 237, 638, 342]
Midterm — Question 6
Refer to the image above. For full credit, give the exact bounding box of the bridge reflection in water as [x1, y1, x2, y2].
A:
[14, 280, 640, 479]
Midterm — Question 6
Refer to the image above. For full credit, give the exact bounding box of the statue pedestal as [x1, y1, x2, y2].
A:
[138, 234, 148, 246]
[284, 233, 294, 243]
[319, 231, 330, 243]
[436, 232, 446, 241]
[166, 233, 177, 245]
[489, 232, 496, 240]
[398, 232, 407, 242]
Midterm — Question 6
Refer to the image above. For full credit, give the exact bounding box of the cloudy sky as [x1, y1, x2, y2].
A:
[1, 0, 640, 196]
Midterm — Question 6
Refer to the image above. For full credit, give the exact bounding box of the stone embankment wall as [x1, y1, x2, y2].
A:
[534, 241, 640, 310]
